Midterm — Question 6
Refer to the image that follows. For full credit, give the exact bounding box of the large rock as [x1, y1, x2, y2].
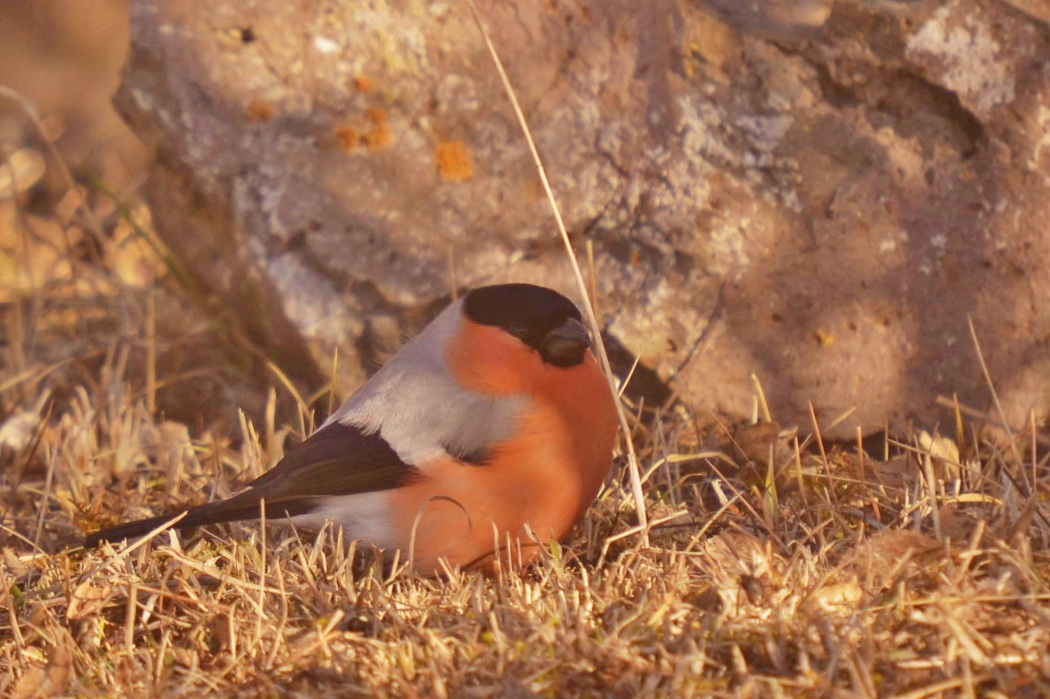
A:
[117, 0, 1050, 437]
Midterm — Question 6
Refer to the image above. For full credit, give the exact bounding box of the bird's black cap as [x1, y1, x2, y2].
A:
[463, 284, 591, 367]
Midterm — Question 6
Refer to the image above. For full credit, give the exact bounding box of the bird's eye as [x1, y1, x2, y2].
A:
[508, 322, 528, 338]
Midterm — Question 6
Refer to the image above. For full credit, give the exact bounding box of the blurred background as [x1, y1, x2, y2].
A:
[0, 0, 286, 439]
[0, 1, 141, 184]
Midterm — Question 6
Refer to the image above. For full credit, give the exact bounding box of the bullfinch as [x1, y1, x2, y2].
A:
[84, 283, 619, 573]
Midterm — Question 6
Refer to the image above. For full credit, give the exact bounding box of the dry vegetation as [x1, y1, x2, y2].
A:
[3, 94, 1050, 699]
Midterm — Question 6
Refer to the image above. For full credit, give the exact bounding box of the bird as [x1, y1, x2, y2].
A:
[85, 283, 619, 574]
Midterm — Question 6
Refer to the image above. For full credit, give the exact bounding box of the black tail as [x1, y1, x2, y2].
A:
[83, 512, 190, 548]
[83, 495, 320, 549]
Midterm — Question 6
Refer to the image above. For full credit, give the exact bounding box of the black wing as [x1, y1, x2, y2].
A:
[84, 421, 413, 547]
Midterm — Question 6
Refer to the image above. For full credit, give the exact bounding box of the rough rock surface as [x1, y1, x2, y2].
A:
[117, 0, 1050, 437]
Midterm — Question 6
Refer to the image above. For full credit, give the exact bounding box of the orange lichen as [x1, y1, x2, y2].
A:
[354, 75, 372, 92]
[362, 122, 391, 150]
[814, 328, 835, 347]
[355, 107, 391, 150]
[247, 101, 274, 121]
[435, 141, 473, 181]
[334, 125, 360, 151]
[366, 106, 387, 124]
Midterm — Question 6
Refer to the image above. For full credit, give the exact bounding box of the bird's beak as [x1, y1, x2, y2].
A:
[542, 317, 593, 366]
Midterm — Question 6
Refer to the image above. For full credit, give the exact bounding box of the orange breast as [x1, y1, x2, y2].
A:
[386, 323, 618, 573]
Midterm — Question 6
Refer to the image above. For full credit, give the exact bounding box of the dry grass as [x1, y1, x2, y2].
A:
[6, 247, 1050, 692]
[3, 94, 1050, 699]
[3, 268, 1050, 698]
